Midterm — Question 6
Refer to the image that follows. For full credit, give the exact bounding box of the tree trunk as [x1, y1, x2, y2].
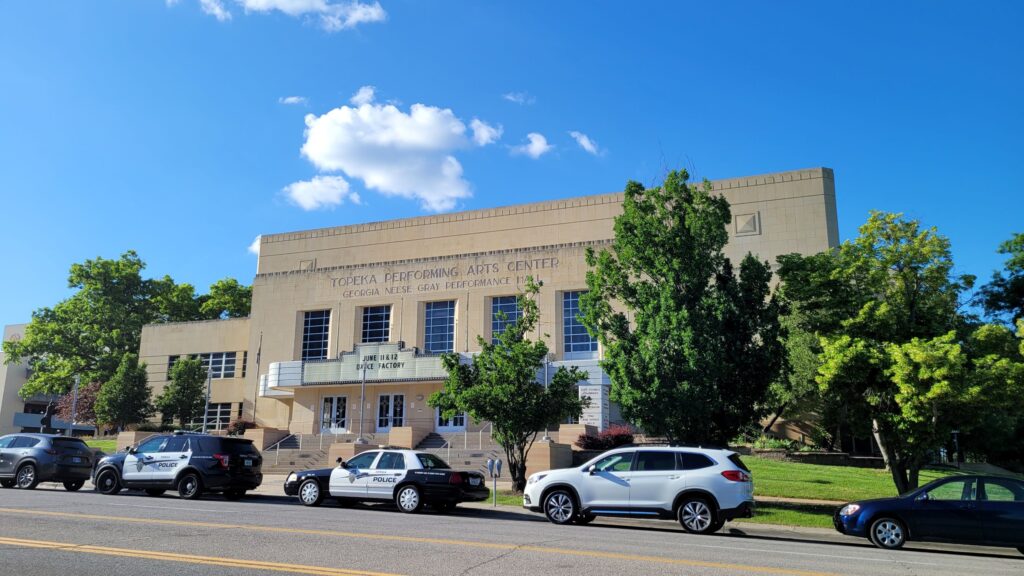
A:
[908, 465, 921, 492]
[763, 403, 787, 433]
[872, 419, 912, 493]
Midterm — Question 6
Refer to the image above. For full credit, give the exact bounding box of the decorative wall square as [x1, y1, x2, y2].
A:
[298, 259, 317, 271]
[734, 212, 761, 236]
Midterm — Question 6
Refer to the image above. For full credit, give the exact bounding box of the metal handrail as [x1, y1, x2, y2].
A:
[479, 423, 493, 450]
[265, 434, 296, 466]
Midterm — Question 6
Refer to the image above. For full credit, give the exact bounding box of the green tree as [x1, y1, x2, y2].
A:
[978, 232, 1024, 324]
[95, 353, 154, 430]
[200, 278, 252, 319]
[429, 277, 588, 492]
[157, 357, 207, 427]
[580, 170, 783, 446]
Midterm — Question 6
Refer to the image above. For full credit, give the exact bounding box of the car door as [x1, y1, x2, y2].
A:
[123, 435, 167, 483]
[0, 436, 16, 476]
[629, 451, 683, 512]
[979, 478, 1024, 545]
[576, 451, 634, 511]
[151, 436, 191, 485]
[366, 451, 407, 499]
[911, 478, 984, 542]
[329, 450, 379, 499]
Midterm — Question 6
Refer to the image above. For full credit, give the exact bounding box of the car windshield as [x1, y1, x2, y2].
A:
[416, 453, 450, 469]
[53, 438, 88, 450]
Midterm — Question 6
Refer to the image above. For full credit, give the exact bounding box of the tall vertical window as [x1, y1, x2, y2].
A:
[491, 296, 521, 344]
[242, 351, 248, 377]
[361, 305, 392, 343]
[424, 300, 456, 353]
[302, 310, 331, 361]
[563, 291, 598, 358]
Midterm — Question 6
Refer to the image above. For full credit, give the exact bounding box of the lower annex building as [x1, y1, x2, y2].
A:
[138, 167, 840, 443]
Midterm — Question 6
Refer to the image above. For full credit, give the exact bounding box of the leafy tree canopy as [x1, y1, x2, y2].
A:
[429, 277, 588, 492]
[978, 232, 1024, 324]
[157, 357, 207, 427]
[94, 353, 154, 430]
[2, 251, 251, 397]
[580, 170, 784, 447]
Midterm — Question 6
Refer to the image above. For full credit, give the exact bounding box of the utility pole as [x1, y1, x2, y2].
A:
[67, 375, 80, 437]
[201, 369, 212, 433]
[250, 332, 263, 423]
[355, 365, 368, 444]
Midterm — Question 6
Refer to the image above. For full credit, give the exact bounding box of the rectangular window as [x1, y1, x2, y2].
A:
[167, 355, 180, 377]
[302, 310, 331, 361]
[188, 402, 234, 431]
[563, 291, 598, 358]
[424, 300, 456, 353]
[200, 352, 237, 379]
[491, 296, 521, 344]
[242, 350, 248, 377]
[361, 305, 392, 343]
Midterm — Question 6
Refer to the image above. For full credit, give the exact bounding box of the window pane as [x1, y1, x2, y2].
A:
[563, 291, 597, 354]
[984, 480, 1024, 502]
[593, 453, 633, 472]
[302, 310, 331, 361]
[680, 453, 715, 470]
[424, 300, 455, 353]
[361, 305, 391, 343]
[491, 296, 521, 344]
[163, 437, 188, 452]
[636, 451, 677, 471]
[346, 451, 378, 469]
[928, 480, 974, 501]
[137, 436, 167, 453]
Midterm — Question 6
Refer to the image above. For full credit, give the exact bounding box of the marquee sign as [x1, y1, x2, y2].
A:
[302, 342, 448, 385]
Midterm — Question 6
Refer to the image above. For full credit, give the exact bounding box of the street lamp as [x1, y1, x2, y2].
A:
[355, 365, 368, 445]
[66, 374, 80, 437]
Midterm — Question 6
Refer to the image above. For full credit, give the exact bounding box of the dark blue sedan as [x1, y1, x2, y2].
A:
[834, 475, 1024, 553]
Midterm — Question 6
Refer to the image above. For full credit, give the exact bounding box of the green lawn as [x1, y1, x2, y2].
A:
[83, 438, 118, 453]
[745, 456, 959, 502]
[735, 503, 836, 529]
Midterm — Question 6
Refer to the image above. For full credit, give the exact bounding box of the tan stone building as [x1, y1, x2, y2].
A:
[139, 167, 839, 445]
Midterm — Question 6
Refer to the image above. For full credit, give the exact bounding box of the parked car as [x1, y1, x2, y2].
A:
[285, 448, 488, 512]
[0, 433, 94, 491]
[835, 474, 1024, 554]
[523, 446, 754, 533]
[92, 431, 262, 500]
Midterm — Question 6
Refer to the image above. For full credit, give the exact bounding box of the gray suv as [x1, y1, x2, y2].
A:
[0, 434, 95, 491]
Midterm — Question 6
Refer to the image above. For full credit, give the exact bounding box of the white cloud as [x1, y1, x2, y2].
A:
[235, 0, 386, 31]
[502, 92, 535, 105]
[469, 119, 502, 146]
[512, 133, 552, 159]
[279, 95, 308, 105]
[299, 89, 476, 212]
[200, 0, 232, 20]
[248, 235, 262, 255]
[569, 130, 600, 155]
[283, 175, 360, 210]
[349, 85, 375, 106]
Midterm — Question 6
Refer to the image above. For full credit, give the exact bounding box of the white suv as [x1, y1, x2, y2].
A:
[523, 446, 754, 533]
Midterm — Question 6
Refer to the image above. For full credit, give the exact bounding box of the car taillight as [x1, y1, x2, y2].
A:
[213, 454, 230, 469]
[449, 472, 463, 484]
[721, 470, 751, 482]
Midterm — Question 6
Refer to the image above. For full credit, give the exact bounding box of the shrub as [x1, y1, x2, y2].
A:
[227, 419, 256, 436]
[752, 435, 796, 451]
[575, 424, 636, 450]
[135, 422, 177, 432]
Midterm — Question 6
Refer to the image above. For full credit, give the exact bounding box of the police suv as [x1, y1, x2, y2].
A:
[285, 448, 488, 513]
[92, 431, 263, 500]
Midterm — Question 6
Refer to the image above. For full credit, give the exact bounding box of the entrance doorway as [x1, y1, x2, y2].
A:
[321, 396, 348, 434]
[376, 394, 405, 432]
[435, 408, 466, 433]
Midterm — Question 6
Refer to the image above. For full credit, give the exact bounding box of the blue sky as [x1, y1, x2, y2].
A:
[1, 1, 1021, 325]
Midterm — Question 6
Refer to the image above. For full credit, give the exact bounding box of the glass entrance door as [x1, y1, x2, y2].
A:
[321, 396, 348, 433]
[435, 408, 466, 432]
[377, 394, 405, 432]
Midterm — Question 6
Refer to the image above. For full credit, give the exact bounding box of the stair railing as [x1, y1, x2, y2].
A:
[479, 423, 492, 450]
[265, 434, 296, 466]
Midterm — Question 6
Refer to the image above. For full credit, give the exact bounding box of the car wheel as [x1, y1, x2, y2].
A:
[177, 473, 203, 500]
[95, 469, 122, 495]
[299, 480, 323, 507]
[145, 489, 166, 497]
[0, 479, 15, 488]
[223, 489, 245, 501]
[15, 464, 39, 490]
[869, 517, 906, 550]
[678, 497, 719, 534]
[63, 480, 85, 492]
[543, 489, 577, 525]
[575, 513, 596, 525]
[395, 485, 422, 513]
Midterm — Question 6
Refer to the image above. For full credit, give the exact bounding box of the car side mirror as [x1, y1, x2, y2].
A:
[587, 464, 597, 475]
[336, 457, 346, 468]
[915, 492, 929, 502]
[128, 447, 137, 455]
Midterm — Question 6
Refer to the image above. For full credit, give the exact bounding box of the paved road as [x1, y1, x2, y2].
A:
[0, 483, 1021, 576]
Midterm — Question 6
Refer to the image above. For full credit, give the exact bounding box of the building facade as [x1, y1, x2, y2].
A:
[139, 167, 840, 439]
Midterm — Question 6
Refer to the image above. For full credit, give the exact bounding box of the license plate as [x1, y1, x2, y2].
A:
[244, 459, 253, 467]
[469, 477, 480, 486]
[72, 457, 82, 464]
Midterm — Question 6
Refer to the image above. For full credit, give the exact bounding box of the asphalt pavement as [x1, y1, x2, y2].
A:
[0, 482, 1020, 576]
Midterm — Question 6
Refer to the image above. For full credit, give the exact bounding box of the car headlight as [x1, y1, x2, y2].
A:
[839, 504, 861, 516]
[286, 473, 297, 484]
[527, 473, 547, 485]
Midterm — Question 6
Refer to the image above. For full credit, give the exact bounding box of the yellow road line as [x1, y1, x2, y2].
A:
[0, 536, 400, 576]
[0, 507, 837, 576]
